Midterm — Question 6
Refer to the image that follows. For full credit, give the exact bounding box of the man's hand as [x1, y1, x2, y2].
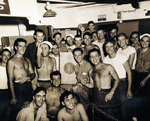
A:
[17, 74, 30, 84]
[105, 92, 113, 102]
[140, 79, 146, 86]
[127, 90, 132, 99]
[11, 97, 17, 105]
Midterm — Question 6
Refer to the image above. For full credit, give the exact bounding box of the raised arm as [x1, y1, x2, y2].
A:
[123, 61, 132, 99]
[36, 45, 42, 68]
[7, 59, 17, 104]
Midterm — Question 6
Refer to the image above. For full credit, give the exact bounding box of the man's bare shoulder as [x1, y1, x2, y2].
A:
[76, 103, 84, 110]
[7, 57, 17, 64]
[58, 107, 66, 115]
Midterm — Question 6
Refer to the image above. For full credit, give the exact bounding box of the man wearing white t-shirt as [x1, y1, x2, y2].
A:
[0, 49, 11, 120]
[103, 40, 133, 121]
[117, 33, 137, 70]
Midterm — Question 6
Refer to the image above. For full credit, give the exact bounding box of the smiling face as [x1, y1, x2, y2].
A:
[63, 94, 75, 110]
[52, 75, 61, 87]
[131, 33, 139, 44]
[1, 51, 11, 63]
[55, 34, 62, 44]
[33, 90, 46, 108]
[110, 29, 117, 38]
[140, 36, 150, 49]
[88, 23, 95, 31]
[89, 51, 101, 65]
[15, 42, 26, 55]
[74, 37, 83, 47]
[52, 44, 59, 55]
[41, 44, 50, 57]
[73, 50, 83, 64]
[66, 36, 73, 46]
[97, 30, 105, 40]
[105, 42, 116, 56]
[84, 35, 92, 46]
[117, 36, 128, 48]
[34, 32, 45, 44]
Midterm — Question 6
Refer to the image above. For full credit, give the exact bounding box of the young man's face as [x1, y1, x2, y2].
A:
[131, 33, 139, 44]
[92, 33, 98, 41]
[74, 37, 82, 47]
[52, 44, 59, 55]
[88, 23, 95, 31]
[117, 36, 128, 48]
[84, 35, 92, 46]
[73, 50, 83, 64]
[63, 94, 75, 110]
[97, 30, 105, 40]
[105, 42, 116, 56]
[35, 32, 45, 43]
[110, 29, 117, 38]
[55, 34, 62, 44]
[16, 42, 26, 55]
[2, 51, 11, 63]
[52, 75, 61, 87]
[66, 36, 73, 46]
[34, 90, 46, 107]
[89, 51, 100, 65]
[42, 44, 50, 57]
[140, 36, 150, 49]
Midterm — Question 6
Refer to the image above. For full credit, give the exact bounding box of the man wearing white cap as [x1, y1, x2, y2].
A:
[36, 41, 56, 89]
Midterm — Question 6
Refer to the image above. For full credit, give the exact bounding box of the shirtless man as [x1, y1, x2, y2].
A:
[46, 71, 64, 121]
[57, 91, 89, 121]
[88, 48, 120, 121]
[7, 38, 35, 121]
[37, 41, 56, 89]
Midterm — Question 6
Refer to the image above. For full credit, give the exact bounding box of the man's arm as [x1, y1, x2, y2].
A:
[78, 103, 89, 121]
[81, 69, 94, 88]
[52, 58, 56, 71]
[36, 45, 43, 68]
[105, 65, 120, 102]
[26, 58, 35, 81]
[140, 73, 150, 86]
[128, 53, 135, 69]
[7, 59, 17, 104]
[123, 61, 132, 99]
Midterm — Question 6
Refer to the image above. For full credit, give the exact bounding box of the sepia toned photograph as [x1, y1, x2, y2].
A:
[0, 0, 150, 121]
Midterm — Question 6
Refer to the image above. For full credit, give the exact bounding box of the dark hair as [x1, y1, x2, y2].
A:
[117, 33, 128, 41]
[74, 34, 81, 40]
[91, 31, 97, 37]
[83, 32, 91, 39]
[50, 70, 62, 80]
[88, 48, 101, 57]
[53, 32, 62, 38]
[60, 91, 74, 103]
[109, 26, 119, 33]
[33, 87, 47, 96]
[130, 31, 140, 37]
[72, 47, 83, 55]
[104, 39, 116, 47]
[0, 49, 11, 56]
[14, 38, 27, 53]
[34, 29, 45, 36]
[88, 21, 95, 26]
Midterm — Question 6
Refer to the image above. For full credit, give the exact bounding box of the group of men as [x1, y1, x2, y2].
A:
[0, 20, 150, 121]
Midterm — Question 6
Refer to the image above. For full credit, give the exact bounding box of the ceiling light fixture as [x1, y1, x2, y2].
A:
[43, 2, 57, 17]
